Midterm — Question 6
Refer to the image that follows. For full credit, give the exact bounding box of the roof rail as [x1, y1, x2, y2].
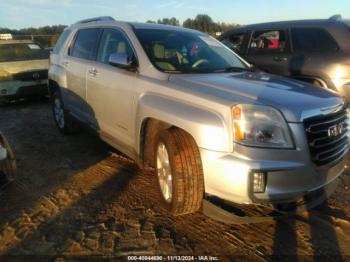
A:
[329, 14, 342, 20]
[74, 16, 115, 25]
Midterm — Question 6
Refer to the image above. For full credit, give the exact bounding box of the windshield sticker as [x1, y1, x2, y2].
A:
[199, 36, 222, 47]
[27, 44, 41, 50]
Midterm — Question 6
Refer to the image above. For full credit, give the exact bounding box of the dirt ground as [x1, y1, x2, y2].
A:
[0, 100, 349, 261]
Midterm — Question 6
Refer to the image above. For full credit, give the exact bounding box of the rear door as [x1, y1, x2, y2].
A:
[63, 28, 102, 122]
[289, 27, 340, 82]
[86, 28, 138, 147]
[245, 29, 292, 76]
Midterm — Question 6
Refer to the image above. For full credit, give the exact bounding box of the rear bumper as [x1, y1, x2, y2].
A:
[0, 80, 48, 99]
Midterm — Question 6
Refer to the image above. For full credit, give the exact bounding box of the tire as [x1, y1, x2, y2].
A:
[154, 128, 204, 215]
[0, 132, 16, 184]
[52, 92, 80, 134]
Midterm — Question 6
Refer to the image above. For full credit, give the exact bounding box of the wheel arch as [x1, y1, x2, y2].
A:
[136, 94, 231, 167]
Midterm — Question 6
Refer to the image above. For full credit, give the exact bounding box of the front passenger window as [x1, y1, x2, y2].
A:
[97, 29, 135, 64]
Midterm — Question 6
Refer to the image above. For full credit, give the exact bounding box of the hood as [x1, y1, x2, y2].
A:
[169, 72, 345, 122]
[0, 59, 48, 74]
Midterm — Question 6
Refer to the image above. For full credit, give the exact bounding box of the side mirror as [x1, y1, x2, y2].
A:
[108, 53, 136, 70]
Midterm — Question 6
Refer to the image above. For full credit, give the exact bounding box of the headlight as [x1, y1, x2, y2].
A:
[233, 104, 294, 148]
[0, 69, 12, 81]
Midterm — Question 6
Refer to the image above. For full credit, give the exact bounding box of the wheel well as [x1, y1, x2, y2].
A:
[293, 76, 328, 89]
[140, 118, 172, 168]
[48, 80, 60, 97]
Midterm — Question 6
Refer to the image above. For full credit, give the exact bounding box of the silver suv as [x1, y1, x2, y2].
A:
[49, 17, 349, 216]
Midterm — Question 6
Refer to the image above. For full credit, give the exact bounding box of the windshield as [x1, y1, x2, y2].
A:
[134, 29, 248, 73]
[0, 43, 49, 63]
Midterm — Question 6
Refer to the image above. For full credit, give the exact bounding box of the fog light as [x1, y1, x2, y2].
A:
[252, 172, 266, 193]
[1, 89, 7, 95]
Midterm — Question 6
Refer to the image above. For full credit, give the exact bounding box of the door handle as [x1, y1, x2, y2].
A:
[88, 68, 98, 76]
[273, 56, 288, 62]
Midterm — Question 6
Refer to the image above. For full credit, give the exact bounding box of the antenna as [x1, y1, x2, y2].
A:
[74, 16, 115, 25]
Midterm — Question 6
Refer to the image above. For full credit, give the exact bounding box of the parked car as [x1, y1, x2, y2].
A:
[49, 16, 349, 216]
[218, 18, 350, 100]
[0, 132, 16, 187]
[0, 39, 49, 102]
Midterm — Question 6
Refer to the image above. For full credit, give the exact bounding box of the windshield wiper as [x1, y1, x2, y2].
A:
[213, 67, 250, 73]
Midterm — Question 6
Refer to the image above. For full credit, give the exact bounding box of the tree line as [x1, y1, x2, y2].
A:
[148, 14, 239, 35]
[0, 14, 238, 47]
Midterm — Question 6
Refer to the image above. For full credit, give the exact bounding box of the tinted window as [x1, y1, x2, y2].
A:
[249, 30, 287, 53]
[97, 29, 135, 64]
[53, 29, 71, 54]
[291, 28, 338, 52]
[135, 29, 247, 73]
[221, 33, 244, 52]
[70, 28, 101, 60]
[0, 43, 48, 62]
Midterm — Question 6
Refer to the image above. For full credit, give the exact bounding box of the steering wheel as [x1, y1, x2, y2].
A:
[192, 59, 209, 68]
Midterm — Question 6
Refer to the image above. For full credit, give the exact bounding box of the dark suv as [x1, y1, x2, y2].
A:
[219, 18, 350, 99]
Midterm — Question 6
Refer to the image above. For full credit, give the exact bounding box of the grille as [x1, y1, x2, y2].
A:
[13, 70, 48, 81]
[304, 106, 350, 166]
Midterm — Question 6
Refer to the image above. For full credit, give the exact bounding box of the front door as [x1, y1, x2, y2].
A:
[86, 28, 138, 148]
[245, 29, 292, 76]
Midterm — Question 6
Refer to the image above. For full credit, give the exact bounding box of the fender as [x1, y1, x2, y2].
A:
[136, 93, 231, 154]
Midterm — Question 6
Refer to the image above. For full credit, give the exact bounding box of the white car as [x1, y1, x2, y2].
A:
[0, 40, 49, 102]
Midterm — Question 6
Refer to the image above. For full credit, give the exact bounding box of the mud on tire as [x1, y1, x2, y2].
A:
[154, 128, 204, 216]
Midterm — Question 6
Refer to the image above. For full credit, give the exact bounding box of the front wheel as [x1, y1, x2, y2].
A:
[52, 92, 80, 134]
[154, 128, 204, 215]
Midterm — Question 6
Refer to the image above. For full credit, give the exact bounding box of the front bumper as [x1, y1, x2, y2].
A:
[0, 79, 48, 99]
[200, 123, 348, 205]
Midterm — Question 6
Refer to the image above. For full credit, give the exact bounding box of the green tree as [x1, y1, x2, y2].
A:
[157, 17, 179, 26]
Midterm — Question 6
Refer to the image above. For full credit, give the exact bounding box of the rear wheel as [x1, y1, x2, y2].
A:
[52, 92, 80, 134]
[0, 133, 16, 185]
[154, 128, 204, 215]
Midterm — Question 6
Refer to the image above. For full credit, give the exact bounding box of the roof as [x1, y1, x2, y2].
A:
[128, 22, 201, 33]
[219, 18, 349, 38]
[69, 17, 203, 34]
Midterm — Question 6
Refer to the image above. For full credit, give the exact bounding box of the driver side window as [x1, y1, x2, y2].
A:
[97, 28, 134, 64]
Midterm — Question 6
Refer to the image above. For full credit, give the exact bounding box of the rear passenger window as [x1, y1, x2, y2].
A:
[97, 28, 135, 64]
[249, 30, 287, 53]
[221, 33, 244, 52]
[53, 29, 71, 54]
[70, 28, 102, 60]
[291, 28, 338, 52]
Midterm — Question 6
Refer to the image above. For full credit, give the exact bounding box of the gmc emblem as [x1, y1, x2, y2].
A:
[32, 73, 40, 80]
[328, 123, 344, 138]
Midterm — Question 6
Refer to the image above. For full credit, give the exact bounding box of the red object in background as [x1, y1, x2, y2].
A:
[190, 44, 199, 56]
[268, 38, 279, 49]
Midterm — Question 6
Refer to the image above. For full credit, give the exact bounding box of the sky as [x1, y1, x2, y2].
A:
[0, 0, 349, 29]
